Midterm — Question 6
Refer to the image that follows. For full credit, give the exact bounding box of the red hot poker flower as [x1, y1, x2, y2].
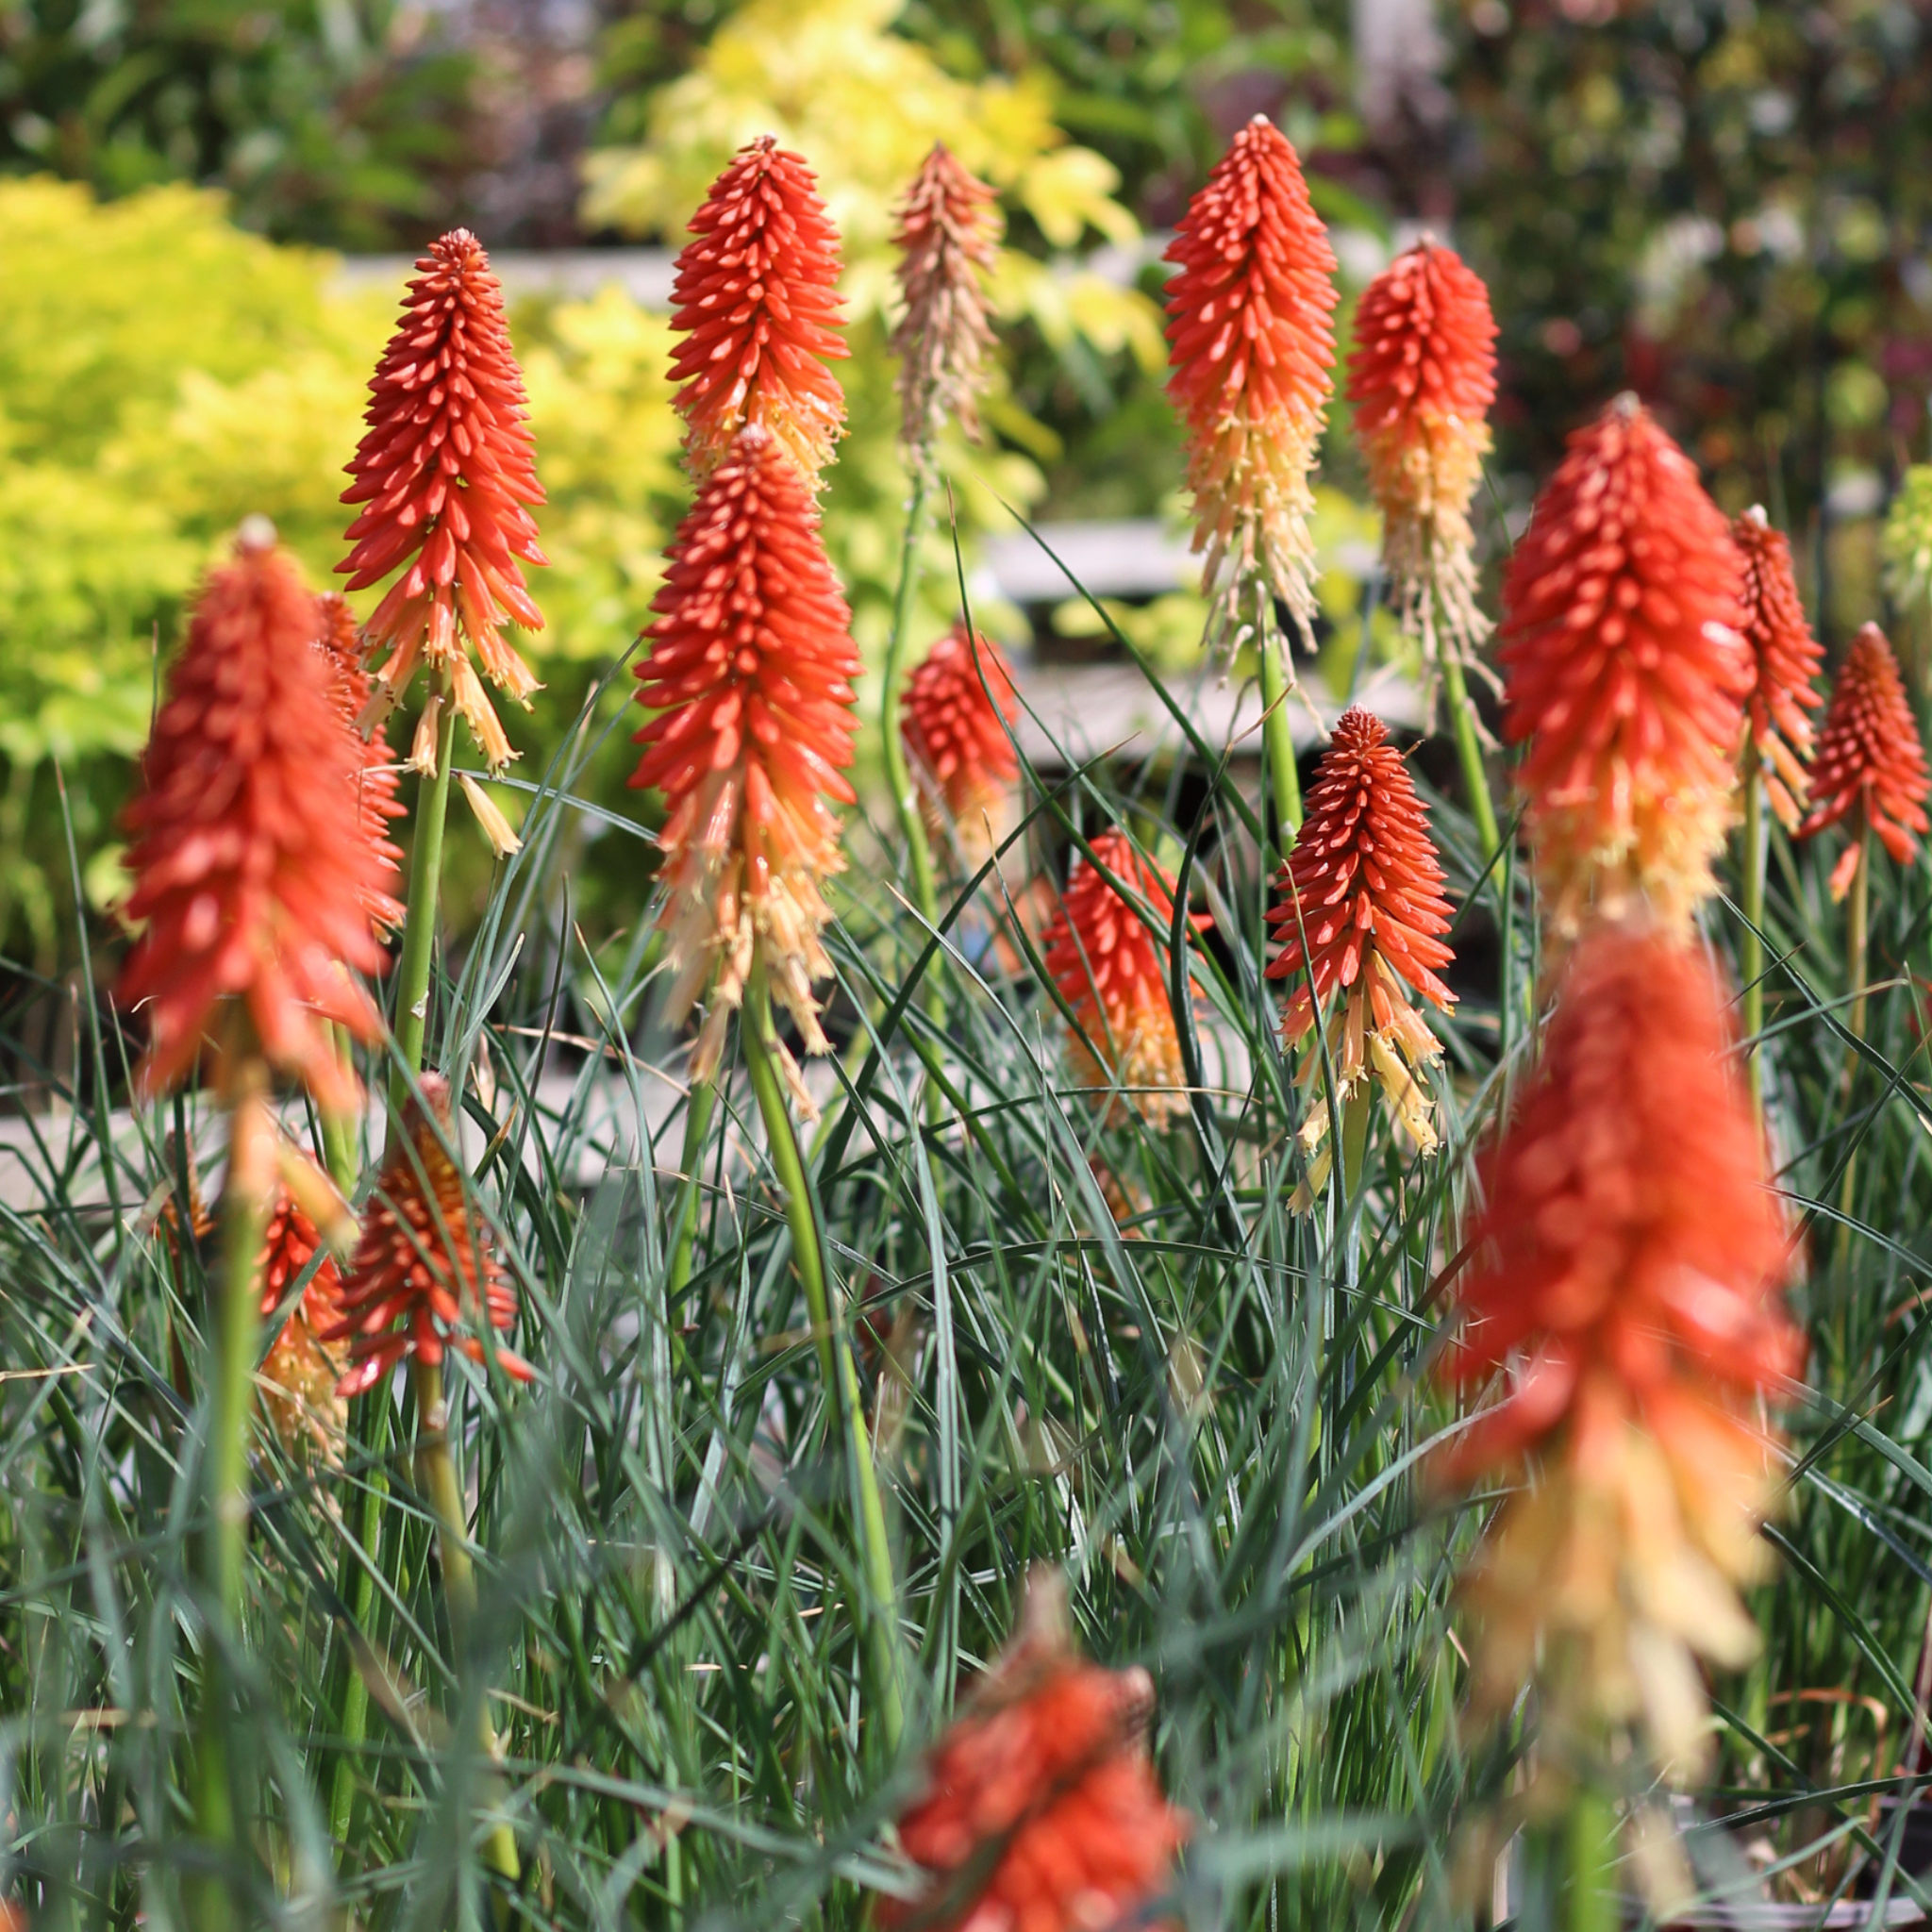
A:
[1498, 395, 1750, 935]
[118, 528, 391, 1115]
[902, 623, 1019, 863]
[339, 229, 547, 774]
[630, 425, 861, 1104]
[878, 1574, 1188, 1932]
[1796, 622, 1929, 899]
[1437, 927, 1804, 1769]
[1732, 508, 1824, 832]
[257, 1184, 348, 1453]
[1041, 830, 1209, 1128]
[324, 1076, 534, 1398]
[315, 592, 406, 933]
[1345, 239, 1497, 682]
[891, 142, 1002, 453]
[668, 136, 848, 484]
[1164, 116, 1338, 639]
[1267, 708, 1455, 1171]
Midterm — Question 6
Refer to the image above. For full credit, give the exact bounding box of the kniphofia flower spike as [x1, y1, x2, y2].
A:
[891, 142, 1002, 456]
[630, 425, 861, 1105]
[1267, 708, 1455, 1186]
[877, 1572, 1188, 1932]
[668, 136, 848, 484]
[1732, 508, 1824, 832]
[1164, 115, 1338, 644]
[325, 1075, 535, 1397]
[1041, 829, 1209, 1128]
[1345, 239, 1498, 698]
[340, 229, 547, 774]
[1795, 622, 1929, 899]
[1439, 926, 1804, 1774]
[902, 623, 1019, 864]
[258, 1183, 349, 1454]
[1498, 394, 1750, 936]
[118, 525, 391, 1117]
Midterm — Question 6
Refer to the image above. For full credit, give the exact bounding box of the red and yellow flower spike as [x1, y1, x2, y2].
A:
[257, 1182, 349, 1455]
[902, 623, 1019, 864]
[339, 229, 547, 774]
[118, 525, 392, 1117]
[891, 142, 1002, 456]
[668, 135, 848, 485]
[325, 1075, 535, 1398]
[1041, 829, 1208, 1128]
[1498, 394, 1750, 936]
[1732, 508, 1824, 832]
[1164, 115, 1338, 641]
[1267, 708, 1455, 1184]
[630, 425, 861, 1104]
[1345, 238, 1497, 688]
[877, 1573, 1188, 1932]
[1436, 925, 1804, 1774]
[1796, 622, 1929, 899]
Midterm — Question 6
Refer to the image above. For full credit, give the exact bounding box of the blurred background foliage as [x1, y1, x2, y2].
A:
[2, 0, 1931, 963]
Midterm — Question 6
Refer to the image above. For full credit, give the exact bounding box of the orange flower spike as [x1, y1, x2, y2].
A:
[1796, 622, 1929, 899]
[891, 142, 1002, 453]
[630, 425, 861, 1100]
[1266, 708, 1455, 1160]
[1041, 830, 1209, 1128]
[324, 1075, 534, 1399]
[315, 592, 407, 932]
[1438, 927, 1805, 1765]
[668, 135, 848, 484]
[257, 1183, 349, 1448]
[878, 1575, 1188, 1932]
[903, 624, 1019, 860]
[1345, 239, 1497, 671]
[1732, 508, 1824, 831]
[339, 229, 547, 774]
[117, 527, 391, 1116]
[1498, 394, 1751, 935]
[1164, 115, 1338, 637]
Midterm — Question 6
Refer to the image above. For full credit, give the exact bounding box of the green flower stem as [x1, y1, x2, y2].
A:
[880, 464, 940, 935]
[1257, 598, 1303, 847]
[322, 1023, 360, 1196]
[328, 1388, 391, 1862]
[1837, 817, 1874, 1292]
[1740, 740, 1767, 1124]
[410, 1355, 523, 1897]
[1564, 1789, 1618, 1932]
[1440, 653, 1500, 866]
[740, 968, 904, 1754]
[192, 1068, 274, 1926]
[1340, 1085, 1374, 1201]
[667, 1074, 716, 1296]
[389, 683, 459, 1120]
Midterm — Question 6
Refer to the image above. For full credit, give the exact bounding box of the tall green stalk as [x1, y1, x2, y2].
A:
[412, 1356, 523, 1897]
[880, 465, 940, 933]
[1441, 653, 1500, 864]
[327, 1389, 391, 1857]
[666, 1074, 716, 1295]
[1837, 818, 1874, 1290]
[1564, 1789, 1619, 1932]
[740, 968, 903, 1753]
[1740, 740, 1767, 1124]
[1257, 594, 1303, 846]
[389, 686, 459, 1116]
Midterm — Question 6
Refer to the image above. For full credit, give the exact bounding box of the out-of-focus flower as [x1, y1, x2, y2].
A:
[324, 1075, 535, 1398]
[1795, 623, 1930, 899]
[630, 425, 860, 1103]
[458, 773, 523, 858]
[1499, 394, 1750, 936]
[118, 526, 391, 1115]
[903, 623, 1019, 864]
[891, 142, 1002, 455]
[877, 1573, 1187, 1932]
[257, 1184, 348, 1455]
[1267, 708, 1455, 1182]
[339, 230, 547, 774]
[1345, 239, 1497, 695]
[1438, 926, 1804, 1774]
[1041, 829, 1208, 1128]
[668, 135, 848, 484]
[1164, 116, 1337, 641]
[315, 591, 407, 931]
[1731, 509, 1824, 832]
[1882, 464, 1932, 614]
